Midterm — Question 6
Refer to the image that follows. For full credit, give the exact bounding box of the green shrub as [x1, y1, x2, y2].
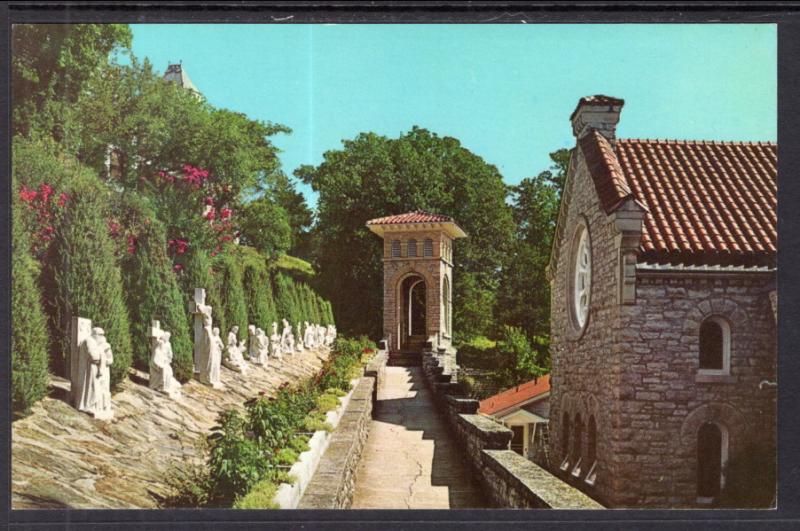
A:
[288, 435, 310, 454]
[119, 196, 193, 380]
[303, 413, 332, 433]
[232, 479, 279, 509]
[325, 387, 346, 398]
[206, 410, 269, 507]
[275, 448, 299, 466]
[11, 201, 50, 417]
[50, 173, 133, 387]
[216, 254, 248, 341]
[241, 249, 277, 330]
[273, 272, 297, 323]
[315, 393, 340, 413]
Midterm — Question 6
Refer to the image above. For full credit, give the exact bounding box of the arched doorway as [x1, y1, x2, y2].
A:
[399, 275, 427, 351]
[697, 422, 728, 501]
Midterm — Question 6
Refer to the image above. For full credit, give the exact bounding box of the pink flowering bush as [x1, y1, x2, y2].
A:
[17, 182, 69, 258]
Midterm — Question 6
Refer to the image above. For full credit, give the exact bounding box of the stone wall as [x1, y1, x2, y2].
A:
[298, 351, 387, 509]
[421, 350, 603, 509]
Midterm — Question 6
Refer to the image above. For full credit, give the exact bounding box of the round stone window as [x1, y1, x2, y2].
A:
[572, 225, 591, 330]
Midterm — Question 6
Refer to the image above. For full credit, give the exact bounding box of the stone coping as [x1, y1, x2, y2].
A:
[483, 450, 604, 510]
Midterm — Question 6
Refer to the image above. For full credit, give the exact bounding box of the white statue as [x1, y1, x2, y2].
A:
[270, 321, 283, 359]
[224, 326, 248, 374]
[198, 313, 223, 389]
[295, 321, 304, 352]
[247, 325, 259, 362]
[281, 319, 295, 355]
[149, 320, 182, 398]
[73, 323, 114, 420]
[303, 321, 314, 349]
[189, 288, 213, 374]
[253, 328, 269, 365]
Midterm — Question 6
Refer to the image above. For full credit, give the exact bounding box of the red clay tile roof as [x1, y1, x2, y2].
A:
[478, 374, 551, 417]
[366, 210, 454, 225]
[569, 95, 625, 120]
[580, 134, 777, 267]
[579, 130, 634, 213]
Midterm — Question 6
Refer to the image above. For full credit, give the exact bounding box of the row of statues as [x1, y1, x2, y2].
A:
[69, 287, 337, 420]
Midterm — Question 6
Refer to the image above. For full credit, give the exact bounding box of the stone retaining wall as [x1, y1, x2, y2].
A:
[298, 351, 387, 509]
[421, 350, 603, 509]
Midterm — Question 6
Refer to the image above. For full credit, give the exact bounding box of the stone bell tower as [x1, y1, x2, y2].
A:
[366, 210, 467, 355]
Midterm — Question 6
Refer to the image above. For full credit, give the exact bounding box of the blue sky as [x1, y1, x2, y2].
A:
[130, 24, 776, 207]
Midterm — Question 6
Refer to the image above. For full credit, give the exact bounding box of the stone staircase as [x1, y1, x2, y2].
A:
[387, 350, 422, 367]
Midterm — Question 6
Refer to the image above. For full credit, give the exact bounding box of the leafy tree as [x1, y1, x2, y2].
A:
[11, 196, 50, 416]
[50, 173, 133, 387]
[119, 195, 193, 381]
[12, 24, 132, 137]
[298, 127, 514, 339]
[495, 149, 570, 345]
[238, 196, 292, 260]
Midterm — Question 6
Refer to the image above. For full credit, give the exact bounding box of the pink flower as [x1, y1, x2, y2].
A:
[204, 207, 216, 221]
[56, 193, 69, 207]
[220, 208, 232, 220]
[205, 196, 215, 206]
[19, 185, 37, 203]
[173, 264, 184, 272]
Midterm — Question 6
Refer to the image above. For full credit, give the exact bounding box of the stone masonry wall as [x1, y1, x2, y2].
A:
[298, 352, 387, 509]
[610, 273, 777, 507]
[421, 350, 603, 509]
[549, 151, 623, 502]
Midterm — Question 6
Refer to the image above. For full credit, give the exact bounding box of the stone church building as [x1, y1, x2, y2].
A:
[548, 95, 777, 507]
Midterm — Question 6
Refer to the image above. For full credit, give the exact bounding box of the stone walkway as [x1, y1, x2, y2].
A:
[12, 348, 329, 509]
[351, 366, 488, 509]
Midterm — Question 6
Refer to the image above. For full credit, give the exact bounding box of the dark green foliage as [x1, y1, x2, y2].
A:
[239, 197, 292, 260]
[50, 173, 133, 387]
[119, 195, 193, 381]
[241, 248, 276, 330]
[11, 200, 50, 417]
[216, 255, 248, 341]
[273, 272, 297, 323]
[495, 149, 569, 344]
[298, 127, 515, 339]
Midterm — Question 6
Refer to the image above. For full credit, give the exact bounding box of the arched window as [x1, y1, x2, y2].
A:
[443, 276, 451, 335]
[424, 238, 433, 257]
[697, 422, 728, 500]
[408, 239, 417, 257]
[571, 413, 583, 477]
[391, 240, 401, 258]
[585, 415, 598, 485]
[587, 415, 597, 464]
[699, 317, 730, 373]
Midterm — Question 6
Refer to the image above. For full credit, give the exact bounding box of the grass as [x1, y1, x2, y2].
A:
[233, 480, 279, 509]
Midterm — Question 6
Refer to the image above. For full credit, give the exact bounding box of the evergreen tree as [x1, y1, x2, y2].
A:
[120, 196, 193, 381]
[50, 174, 133, 387]
[217, 254, 248, 341]
[181, 248, 225, 337]
[12, 201, 50, 416]
[273, 272, 296, 323]
[242, 250, 273, 331]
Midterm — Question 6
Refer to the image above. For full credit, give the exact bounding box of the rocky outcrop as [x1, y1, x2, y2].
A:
[12, 348, 330, 509]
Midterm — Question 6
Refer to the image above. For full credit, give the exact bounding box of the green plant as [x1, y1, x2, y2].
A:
[303, 413, 333, 433]
[49, 172, 133, 387]
[216, 254, 248, 342]
[11, 199, 50, 417]
[241, 248, 277, 330]
[275, 448, 299, 466]
[206, 410, 270, 507]
[315, 393, 340, 414]
[119, 196, 193, 380]
[288, 435, 311, 454]
[232, 479, 279, 509]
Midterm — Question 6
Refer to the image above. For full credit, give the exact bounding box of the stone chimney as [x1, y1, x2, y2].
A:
[570, 95, 625, 145]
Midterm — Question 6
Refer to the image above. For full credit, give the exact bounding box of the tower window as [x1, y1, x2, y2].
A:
[391, 240, 401, 257]
[699, 317, 730, 373]
[697, 422, 728, 500]
[424, 238, 433, 257]
[408, 239, 417, 257]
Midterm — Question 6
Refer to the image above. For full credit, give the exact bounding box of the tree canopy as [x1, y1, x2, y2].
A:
[298, 126, 515, 339]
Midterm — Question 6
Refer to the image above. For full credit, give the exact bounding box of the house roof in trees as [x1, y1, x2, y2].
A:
[579, 134, 776, 267]
[366, 210, 467, 238]
[478, 374, 550, 418]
